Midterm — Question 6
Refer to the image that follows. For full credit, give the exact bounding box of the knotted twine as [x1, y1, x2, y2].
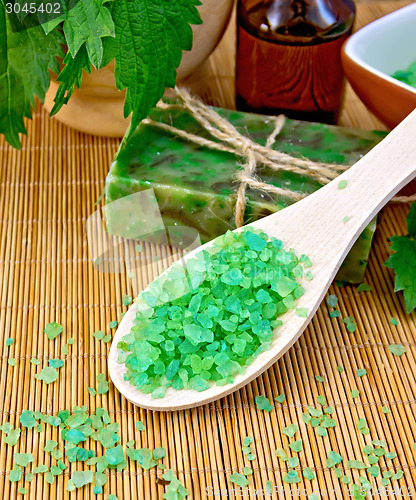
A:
[142, 87, 416, 227]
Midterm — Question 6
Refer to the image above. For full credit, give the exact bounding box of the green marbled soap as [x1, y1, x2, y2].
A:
[105, 103, 386, 283]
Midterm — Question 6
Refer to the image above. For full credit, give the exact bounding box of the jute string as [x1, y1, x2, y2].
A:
[143, 87, 416, 227]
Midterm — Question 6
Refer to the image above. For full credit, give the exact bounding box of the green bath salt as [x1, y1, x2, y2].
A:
[118, 227, 311, 398]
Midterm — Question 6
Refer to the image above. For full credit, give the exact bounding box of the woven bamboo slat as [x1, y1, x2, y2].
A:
[0, 1, 415, 498]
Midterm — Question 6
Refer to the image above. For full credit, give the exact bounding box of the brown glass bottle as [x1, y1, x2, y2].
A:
[236, 0, 355, 124]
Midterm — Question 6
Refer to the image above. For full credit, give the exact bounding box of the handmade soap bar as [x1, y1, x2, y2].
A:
[105, 102, 386, 283]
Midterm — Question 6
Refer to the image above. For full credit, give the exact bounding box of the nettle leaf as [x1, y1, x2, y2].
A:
[51, 45, 91, 115]
[106, 0, 201, 134]
[385, 204, 416, 313]
[63, 0, 115, 68]
[0, 10, 64, 148]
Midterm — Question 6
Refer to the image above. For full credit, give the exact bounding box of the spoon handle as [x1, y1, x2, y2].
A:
[261, 109, 416, 264]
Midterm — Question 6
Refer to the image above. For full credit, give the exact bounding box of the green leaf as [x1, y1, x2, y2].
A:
[0, 12, 64, 148]
[385, 204, 416, 313]
[63, 0, 115, 68]
[51, 46, 92, 116]
[106, 0, 201, 134]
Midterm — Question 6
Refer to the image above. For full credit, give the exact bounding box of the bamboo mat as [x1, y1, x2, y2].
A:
[0, 1, 415, 499]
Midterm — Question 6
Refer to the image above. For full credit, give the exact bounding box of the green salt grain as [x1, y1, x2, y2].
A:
[109, 321, 117, 329]
[96, 374, 109, 394]
[341, 475, 351, 484]
[302, 413, 311, 425]
[315, 375, 325, 383]
[8, 357, 16, 366]
[34, 366, 58, 384]
[108, 496, 118, 500]
[392, 470, 404, 481]
[367, 466, 380, 477]
[296, 307, 308, 318]
[283, 470, 301, 484]
[61, 345, 69, 355]
[4, 428, 21, 446]
[243, 436, 252, 447]
[383, 471, 394, 479]
[153, 447, 165, 460]
[93, 331, 105, 340]
[351, 389, 360, 398]
[30, 358, 40, 365]
[33, 465, 48, 473]
[266, 480, 273, 495]
[316, 395, 326, 405]
[136, 421, 145, 431]
[20, 410, 36, 428]
[289, 439, 302, 453]
[103, 334, 112, 343]
[282, 424, 298, 438]
[337, 365, 344, 372]
[6, 338, 13, 346]
[381, 478, 389, 486]
[328, 451, 342, 464]
[356, 283, 372, 292]
[275, 448, 287, 461]
[303, 467, 315, 480]
[347, 322, 357, 333]
[44, 440, 58, 452]
[67, 338, 74, 345]
[330, 310, 341, 318]
[71, 470, 94, 488]
[385, 452, 397, 459]
[48, 358, 64, 368]
[309, 495, 319, 500]
[288, 457, 299, 468]
[275, 393, 285, 404]
[362, 445, 373, 455]
[14, 453, 33, 467]
[122, 294, 132, 306]
[327, 295, 338, 308]
[356, 419, 366, 430]
[243, 467, 253, 475]
[255, 395, 273, 412]
[87, 387, 97, 396]
[0, 422, 12, 434]
[356, 369, 367, 377]
[390, 318, 399, 326]
[9, 468, 22, 482]
[25, 473, 33, 482]
[105, 445, 125, 466]
[229, 473, 249, 487]
[388, 344, 407, 356]
[316, 427, 327, 437]
[347, 460, 366, 469]
[44, 322, 63, 340]
[51, 449, 63, 460]
[343, 316, 355, 324]
[372, 439, 386, 447]
[338, 180, 348, 189]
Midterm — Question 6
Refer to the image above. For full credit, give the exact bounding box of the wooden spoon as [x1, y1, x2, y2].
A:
[109, 109, 416, 411]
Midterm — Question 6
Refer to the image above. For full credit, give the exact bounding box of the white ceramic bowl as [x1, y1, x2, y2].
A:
[342, 3, 416, 128]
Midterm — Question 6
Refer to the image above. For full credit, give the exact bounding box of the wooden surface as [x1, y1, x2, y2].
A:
[1, 1, 416, 499]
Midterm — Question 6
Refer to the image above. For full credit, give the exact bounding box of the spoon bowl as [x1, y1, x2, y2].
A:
[109, 110, 416, 411]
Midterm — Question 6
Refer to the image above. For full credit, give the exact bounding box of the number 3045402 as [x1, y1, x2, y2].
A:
[5, 2, 62, 14]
